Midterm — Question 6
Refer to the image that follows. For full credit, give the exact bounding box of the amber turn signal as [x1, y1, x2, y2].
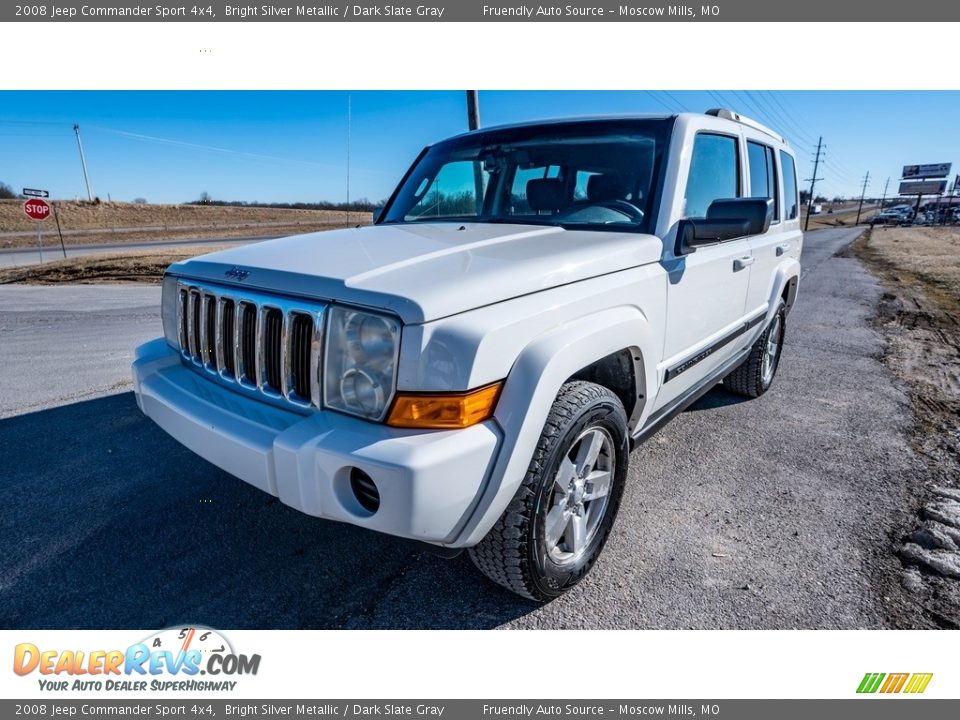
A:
[386, 382, 503, 429]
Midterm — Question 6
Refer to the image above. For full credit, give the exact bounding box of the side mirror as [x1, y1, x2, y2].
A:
[674, 197, 774, 255]
[372, 206, 384, 223]
[707, 197, 774, 235]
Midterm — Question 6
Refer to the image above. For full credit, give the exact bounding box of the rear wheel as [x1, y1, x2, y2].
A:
[468, 381, 629, 601]
[723, 298, 787, 398]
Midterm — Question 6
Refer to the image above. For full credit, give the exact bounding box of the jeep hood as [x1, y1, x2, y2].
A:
[168, 222, 664, 324]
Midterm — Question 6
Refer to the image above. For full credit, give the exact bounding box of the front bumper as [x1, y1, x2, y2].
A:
[132, 338, 502, 546]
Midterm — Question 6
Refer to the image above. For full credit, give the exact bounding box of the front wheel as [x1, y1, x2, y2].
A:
[468, 381, 629, 601]
[723, 298, 787, 398]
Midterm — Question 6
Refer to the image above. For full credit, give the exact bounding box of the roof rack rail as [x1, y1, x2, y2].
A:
[705, 108, 787, 145]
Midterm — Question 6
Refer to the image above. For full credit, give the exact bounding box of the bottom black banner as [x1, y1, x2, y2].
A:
[1, 700, 956, 719]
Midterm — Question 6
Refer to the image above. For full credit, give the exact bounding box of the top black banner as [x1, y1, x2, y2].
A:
[3, 0, 954, 22]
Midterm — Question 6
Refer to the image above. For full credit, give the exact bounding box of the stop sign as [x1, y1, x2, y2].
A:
[23, 198, 51, 221]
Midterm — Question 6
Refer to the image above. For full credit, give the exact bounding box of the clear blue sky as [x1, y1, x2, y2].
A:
[1, 91, 956, 205]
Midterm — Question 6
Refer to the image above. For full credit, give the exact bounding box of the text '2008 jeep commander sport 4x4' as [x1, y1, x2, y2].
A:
[133, 109, 802, 600]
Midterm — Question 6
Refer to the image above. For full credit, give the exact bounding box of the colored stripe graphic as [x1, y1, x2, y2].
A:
[857, 672, 932, 694]
[904, 673, 933, 694]
[857, 673, 885, 693]
[880, 673, 909, 693]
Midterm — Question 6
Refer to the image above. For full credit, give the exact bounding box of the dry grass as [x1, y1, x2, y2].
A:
[0, 248, 216, 285]
[855, 225, 960, 623]
[0, 200, 364, 248]
[854, 224, 960, 483]
[861, 225, 960, 306]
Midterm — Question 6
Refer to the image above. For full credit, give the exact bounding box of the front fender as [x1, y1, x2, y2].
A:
[453, 305, 659, 547]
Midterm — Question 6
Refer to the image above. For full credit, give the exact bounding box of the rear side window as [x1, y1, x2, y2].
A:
[780, 151, 799, 220]
[747, 141, 780, 221]
[683, 133, 739, 218]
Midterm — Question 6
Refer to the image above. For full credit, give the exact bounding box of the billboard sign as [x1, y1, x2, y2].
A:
[902, 163, 951, 179]
[899, 180, 947, 195]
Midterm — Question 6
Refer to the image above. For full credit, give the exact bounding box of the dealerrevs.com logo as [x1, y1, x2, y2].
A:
[13, 627, 261, 692]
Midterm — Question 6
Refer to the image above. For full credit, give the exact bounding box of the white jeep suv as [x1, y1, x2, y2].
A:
[133, 109, 802, 600]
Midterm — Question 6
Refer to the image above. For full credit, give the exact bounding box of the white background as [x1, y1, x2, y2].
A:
[1, 20, 957, 702]
[0, 22, 956, 90]
[1, 629, 954, 699]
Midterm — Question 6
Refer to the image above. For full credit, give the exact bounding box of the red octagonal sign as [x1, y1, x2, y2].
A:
[23, 198, 51, 221]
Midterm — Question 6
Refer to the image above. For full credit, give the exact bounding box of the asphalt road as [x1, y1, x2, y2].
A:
[0, 227, 925, 629]
[0, 236, 269, 269]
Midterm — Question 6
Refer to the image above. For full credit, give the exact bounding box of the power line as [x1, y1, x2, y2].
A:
[660, 90, 690, 112]
[730, 90, 773, 126]
[707, 90, 729, 109]
[87, 125, 350, 171]
[761, 91, 818, 147]
[643, 90, 681, 113]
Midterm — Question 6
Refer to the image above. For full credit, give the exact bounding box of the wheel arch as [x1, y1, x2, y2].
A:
[453, 305, 657, 547]
[770, 259, 801, 320]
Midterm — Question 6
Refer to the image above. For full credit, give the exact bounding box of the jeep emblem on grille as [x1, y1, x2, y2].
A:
[225, 266, 250, 281]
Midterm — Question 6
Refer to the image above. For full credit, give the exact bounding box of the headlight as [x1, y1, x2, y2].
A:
[161, 274, 179, 349]
[324, 306, 400, 420]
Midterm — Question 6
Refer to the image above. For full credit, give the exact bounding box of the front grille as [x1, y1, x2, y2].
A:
[177, 280, 325, 410]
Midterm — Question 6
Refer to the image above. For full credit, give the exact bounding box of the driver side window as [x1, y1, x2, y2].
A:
[683, 133, 740, 218]
[405, 161, 487, 220]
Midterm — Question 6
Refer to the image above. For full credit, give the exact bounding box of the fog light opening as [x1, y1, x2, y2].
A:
[349, 467, 380, 515]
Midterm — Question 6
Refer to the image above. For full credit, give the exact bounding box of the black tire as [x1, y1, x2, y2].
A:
[723, 298, 787, 398]
[468, 381, 629, 601]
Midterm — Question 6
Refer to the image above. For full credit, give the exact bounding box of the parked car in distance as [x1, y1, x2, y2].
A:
[133, 109, 803, 600]
[873, 210, 906, 225]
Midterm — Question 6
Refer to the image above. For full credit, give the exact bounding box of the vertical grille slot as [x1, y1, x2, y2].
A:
[178, 289, 189, 350]
[190, 291, 202, 361]
[241, 303, 257, 383]
[221, 299, 236, 377]
[290, 313, 314, 400]
[264, 308, 283, 392]
[204, 294, 218, 369]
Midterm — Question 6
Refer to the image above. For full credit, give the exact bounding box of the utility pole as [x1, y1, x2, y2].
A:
[879, 177, 889, 211]
[803, 136, 823, 232]
[466, 91, 483, 214]
[466, 90, 481, 130]
[346, 93, 351, 224]
[855, 171, 870, 225]
[73, 124, 93, 201]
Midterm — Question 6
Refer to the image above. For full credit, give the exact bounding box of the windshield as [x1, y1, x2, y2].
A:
[380, 118, 672, 233]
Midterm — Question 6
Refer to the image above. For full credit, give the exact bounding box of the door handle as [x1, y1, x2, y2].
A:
[775, 243, 790, 256]
[733, 256, 755, 271]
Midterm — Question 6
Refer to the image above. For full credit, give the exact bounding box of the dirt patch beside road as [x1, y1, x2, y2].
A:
[0, 249, 210, 285]
[802, 203, 877, 230]
[854, 225, 960, 626]
[0, 200, 363, 248]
